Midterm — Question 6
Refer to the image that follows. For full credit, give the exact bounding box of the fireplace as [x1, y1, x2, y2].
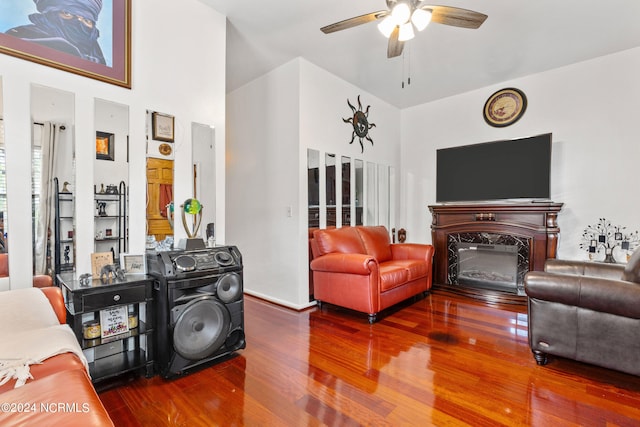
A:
[458, 244, 517, 291]
[429, 202, 563, 304]
[451, 236, 528, 295]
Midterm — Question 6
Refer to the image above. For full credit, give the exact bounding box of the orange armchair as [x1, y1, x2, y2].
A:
[310, 226, 434, 323]
[0, 253, 53, 287]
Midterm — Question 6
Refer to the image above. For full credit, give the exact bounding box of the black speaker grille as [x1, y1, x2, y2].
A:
[172, 297, 230, 360]
[217, 273, 242, 303]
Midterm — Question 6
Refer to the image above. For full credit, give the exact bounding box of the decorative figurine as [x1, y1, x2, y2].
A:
[105, 184, 118, 195]
[97, 201, 107, 216]
[64, 245, 70, 264]
[61, 181, 71, 193]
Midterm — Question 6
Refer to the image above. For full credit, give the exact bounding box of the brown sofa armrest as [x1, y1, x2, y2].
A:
[544, 258, 624, 279]
[310, 253, 377, 275]
[525, 271, 640, 319]
[40, 287, 66, 324]
[391, 243, 434, 261]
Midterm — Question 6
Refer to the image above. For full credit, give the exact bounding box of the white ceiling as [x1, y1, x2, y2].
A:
[200, 0, 640, 109]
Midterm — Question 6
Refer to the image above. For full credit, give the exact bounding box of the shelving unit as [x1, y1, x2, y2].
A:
[54, 177, 75, 274]
[94, 181, 127, 262]
[57, 272, 155, 383]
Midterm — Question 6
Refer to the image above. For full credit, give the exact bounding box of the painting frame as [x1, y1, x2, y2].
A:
[120, 253, 147, 275]
[91, 252, 114, 278]
[96, 131, 114, 161]
[152, 112, 175, 142]
[0, 0, 132, 88]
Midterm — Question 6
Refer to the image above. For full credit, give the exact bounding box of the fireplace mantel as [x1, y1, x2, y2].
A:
[429, 202, 563, 304]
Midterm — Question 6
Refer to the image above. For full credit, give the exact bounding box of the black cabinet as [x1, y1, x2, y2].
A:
[58, 273, 155, 383]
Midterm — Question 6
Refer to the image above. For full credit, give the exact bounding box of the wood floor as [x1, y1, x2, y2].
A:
[100, 291, 640, 426]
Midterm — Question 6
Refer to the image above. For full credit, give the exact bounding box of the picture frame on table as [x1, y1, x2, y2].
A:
[0, 0, 131, 88]
[91, 252, 114, 278]
[120, 254, 146, 275]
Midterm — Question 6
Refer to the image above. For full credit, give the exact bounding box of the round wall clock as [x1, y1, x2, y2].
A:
[483, 88, 527, 127]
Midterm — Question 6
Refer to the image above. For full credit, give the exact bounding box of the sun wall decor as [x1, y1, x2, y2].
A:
[343, 95, 376, 153]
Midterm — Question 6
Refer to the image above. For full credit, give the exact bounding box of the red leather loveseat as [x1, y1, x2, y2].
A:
[0, 287, 113, 426]
[310, 226, 434, 323]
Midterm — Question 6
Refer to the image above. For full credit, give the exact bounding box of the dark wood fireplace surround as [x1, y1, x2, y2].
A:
[429, 202, 563, 304]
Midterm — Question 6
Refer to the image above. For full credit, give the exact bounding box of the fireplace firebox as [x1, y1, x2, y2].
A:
[457, 242, 518, 292]
[429, 202, 563, 304]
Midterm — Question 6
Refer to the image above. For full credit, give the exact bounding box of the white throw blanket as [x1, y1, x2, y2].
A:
[0, 288, 89, 388]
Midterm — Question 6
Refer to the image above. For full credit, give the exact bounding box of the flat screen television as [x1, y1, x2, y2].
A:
[436, 133, 552, 203]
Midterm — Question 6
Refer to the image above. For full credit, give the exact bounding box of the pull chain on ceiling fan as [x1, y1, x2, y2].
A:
[320, 1, 487, 59]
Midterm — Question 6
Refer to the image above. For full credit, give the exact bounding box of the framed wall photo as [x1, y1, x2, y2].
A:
[96, 131, 115, 161]
[120, 254, 147, 274]
[152, 112, 175, 142]
[0, 0, 131, 88]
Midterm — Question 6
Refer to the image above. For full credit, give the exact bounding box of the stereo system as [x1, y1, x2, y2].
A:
[147, 246, 246, 378]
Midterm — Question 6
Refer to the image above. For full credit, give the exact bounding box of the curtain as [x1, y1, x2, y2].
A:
[34, 122, 61, 275]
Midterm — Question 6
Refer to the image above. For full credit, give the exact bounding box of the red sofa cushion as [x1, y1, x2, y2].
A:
[357, 226, 392, 262]
[0, 353, 86, 394]
[314, 227, 365, 256]
[0, 369, 114, 427]
[390, 259, 429, 281]
[379, 264, 409, 291]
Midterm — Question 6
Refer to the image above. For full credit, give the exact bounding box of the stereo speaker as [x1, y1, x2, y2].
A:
[156, 272, 245, 378]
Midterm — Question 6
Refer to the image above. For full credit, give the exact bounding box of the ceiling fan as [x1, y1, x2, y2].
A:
[321, 1, 488, 58]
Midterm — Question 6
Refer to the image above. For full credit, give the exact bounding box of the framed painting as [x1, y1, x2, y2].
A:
[0, 0, 131, 88]
[152, 112, 175, 142]
[96, 131, 114, 160]
[120, 253, 146, 275]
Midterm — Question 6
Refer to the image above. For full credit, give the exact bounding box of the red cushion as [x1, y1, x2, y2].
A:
[379, 264, 408, 292]
[391, 259, 429, 281]
[0, 369, 114, 427]
[314, 227, 365, 256]
[357, 226, 392, 262]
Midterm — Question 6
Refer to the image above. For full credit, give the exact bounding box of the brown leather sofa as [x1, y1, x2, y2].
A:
[524, 251, 640, 376]
[310, 225, 434, 323]
[0, 287, 114, 426]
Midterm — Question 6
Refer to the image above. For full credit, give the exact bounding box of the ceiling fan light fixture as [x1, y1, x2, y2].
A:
[398, 22, 415, 41]
[391, 3, 411, 25]
[411, 9, 432, 32]
[377, 15, 397, 38]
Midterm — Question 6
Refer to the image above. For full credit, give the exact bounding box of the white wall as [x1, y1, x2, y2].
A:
[0, 0, 226, 289]
[227, 58, 401, 309]
[400, 47, 640, 262]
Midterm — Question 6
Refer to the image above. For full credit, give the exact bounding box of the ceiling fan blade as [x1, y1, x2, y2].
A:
[321, 11, 388, 34]
[420, 5, 488, 29]
[387, 27, 404, 58]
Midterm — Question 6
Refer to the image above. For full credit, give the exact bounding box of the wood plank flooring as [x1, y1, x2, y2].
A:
[100, 291, 640, 426]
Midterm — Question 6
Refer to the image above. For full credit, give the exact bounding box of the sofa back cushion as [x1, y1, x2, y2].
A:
[357, 226, 392, 262]
[313, 227, 366, 256]
[623, 247, 640, 283]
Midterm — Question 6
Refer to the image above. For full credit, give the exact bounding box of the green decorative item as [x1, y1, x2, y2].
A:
[166, 202, 174, 229]
[180, 198, 203, 239]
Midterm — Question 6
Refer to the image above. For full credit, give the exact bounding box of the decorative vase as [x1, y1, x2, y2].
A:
[604, 247, 616, 263]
